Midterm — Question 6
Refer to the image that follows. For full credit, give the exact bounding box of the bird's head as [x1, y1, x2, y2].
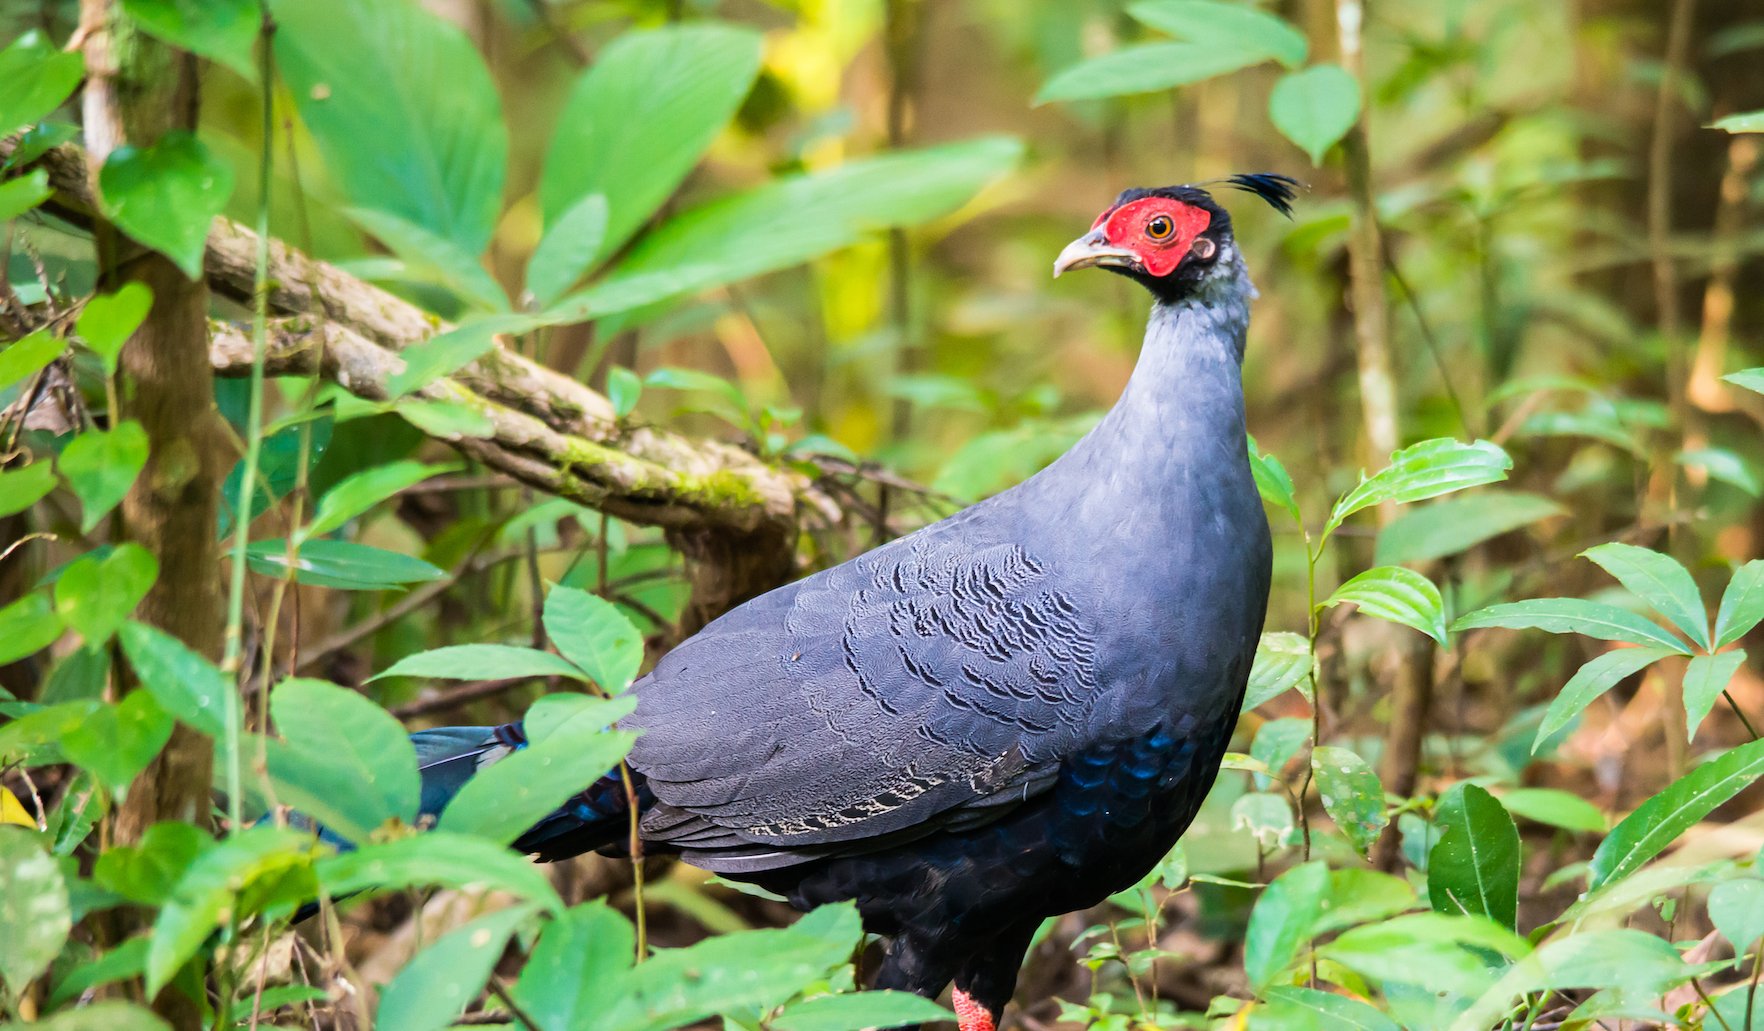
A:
[1053, 174, 1300, 302]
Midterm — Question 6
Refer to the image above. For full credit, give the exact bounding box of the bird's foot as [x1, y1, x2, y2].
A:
[951, 987, 996, 1031]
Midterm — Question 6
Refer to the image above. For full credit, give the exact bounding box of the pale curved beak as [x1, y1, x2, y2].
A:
[1052, 230, 1141, 278]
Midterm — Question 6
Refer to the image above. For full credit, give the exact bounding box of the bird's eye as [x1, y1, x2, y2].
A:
[1146, 215, 1175, 240]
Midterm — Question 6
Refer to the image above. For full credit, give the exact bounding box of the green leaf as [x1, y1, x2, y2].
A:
[1711, 879, 1764, 951]
[268, 678, 419, 841]
[343, 207, 508, 312]
[97, 131, 234, 279]
[377, 905, 535, 1031]
[1679, 447, 1763, 497]
[303, 459, 456, 541]
[315, 830, 563, 913]
[1314, 868, 1415, 935]
[552, 138, 1021, 324]
[0, 593, 62, 666]
[1243, 860, 1327, 990]
[439, 694, 636, 845]
[1320, 912, 1530, 998]
[0, 31, 84, 136]
[120, 0, 259, 81]
[1684, 650, 1748, 741]
[1581, 542, 1710, 650]
[384, 317, 522, 398]
[1496, 788, 1605, 833]
[1713, 110, 1764, 133]
[1427, 785, 1520, 929]
[1259, 986, 1401, 1031]
[512, 901, 633, 1031]
[1716, 561, 1764, 648]
[1451, 598, 1691, 654]
[607, 366, 642, 419]
[4, 121, 78, 171]
[118, 620, 233, 737]
[1589, 736, 1764, 890]
[1233, 792, 1297, 850]
[1035, 42, 1267, 104]
[1375, 490, 1565, 566]
[1325, 439, 1511, 539]
[53, 542, 157, 645]
[543, 585, 644, 693]
[0, 828, 71, 997]
[1269, 64, 1362, 164]
[75, 283, 154, 377]
[94, 822, 208, 907]
[373, 644, 588, 683]
[273, 0, 506, 252]
[0, 330, 67, 391]
[1532, 646, 1675, 752]
[46, 937, 150, 1009]
[1449, 929, 1690, 1031]
[0, 462, 57, 518]
[539, 23, 761, 255]
[1247, 435, 1299, 523]
[59, 420, 150, 533]
[60, 693, 174, 798]
[1250, 718, 1310, 787]
[1726, 368, 1764, 395]
[0, 168, 50, 222]
[772, 992, 958, 1031]
[1242, 632, 1312, 712]
[1324, 565, 1448, 644]
[525, 193, 608, 308]
[1312, 745, 1386, 858]
[146, 827, 317, 996]
[394, 399, 495, 440]
[245, 538, 446, 590]
[1128, 0, 1308, 67]
[2, 1002, 168, 1031]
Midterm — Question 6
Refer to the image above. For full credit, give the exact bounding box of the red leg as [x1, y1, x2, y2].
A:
[951, 987, 997, 1031]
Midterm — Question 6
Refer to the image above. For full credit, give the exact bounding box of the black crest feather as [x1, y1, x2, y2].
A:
[1215, 173, 1302, 218]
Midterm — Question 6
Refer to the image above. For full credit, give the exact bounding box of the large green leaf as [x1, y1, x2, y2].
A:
[0, 462, 57, 518]
[1128, 1, 1308, 67]
[525, 194, 608, 308]
[1726, 368, 1764, 395]
[59, 693, 174, 799]
[0, 828, 71, 998]
[1035, 42, 1267, 104]
[1532, 646, 1677, 752]
[97, 132, 235, 279]
[1710, 879, 1764, 952]
[1451, 598, 1690, 654]
[1242, 632, 1312, 712]
[1581, 542, 1711, 650]
[1323, 565, 1448, 644]
[343, 208, 508, 311]
[512, 901, 633, 1031]
[539, 23, 762, 258]
[1589, 737, 1764, 890]
[0, 169, 50, 223]
[1715, 560, 1764, 648]
[1269, 64, 1361, 165]
[1243, 860, 1327, 991]
[315, 831, 562, 913]
[94, 822, 208, 907]
[439, 695, 636, 845]
[1713, 110, 1764, 133]
[1375, 490, 1565, 566]
[0, 31, 84, 136]
[1320, 912, 1530, 998]
[1683, 650, 1748, 741]
[772, 992, 958, 1031]
[1427, 785, 1520, 929]
[303, 459, 456, 541]
[1449, 929, 1691, 1031]
[121, 0, 259, 80]
[273, 0, 506, 252]
[58, 421, 150, 533]
[245, 539, 446, 590]
[1325, 439, 1511, 539]
[1256, 986, 1400, 1031]
[1311, 746, 1386, 858]
[551, 138, 1021, 324]
[267, 678, 419, 841]
[0, 593, 64, 667]
[1, 1002, 169, 1031]
[372, 644, 588, 683]
[543, 585, 645, 693]
[53, 543, 157, 646]
[377, 905, 535, 1031]
[1247, 436, 1299, 523]
[1496, 788, 1605, 833]
[118, 621, 233, 738]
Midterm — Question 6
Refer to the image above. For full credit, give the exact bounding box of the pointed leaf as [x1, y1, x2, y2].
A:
[1128, 0, 1308, 67]
[1247, 435, 1299, 523]
[1713, 110, 1764, 134]
[316, 831, 562, 913]
[0, 168, 51, 222]
[372, 644, 588, 683]
[0, 827, 71, 996]
[1427, 785, 1520, 929]
[273, 0, 506, 251]
[303, 459, 456, 541]
[118, 620, 233, 738]
[98, 132, 234, 279]
[58, 421, 149, 533]
[1451, 598, 1691, 653]
[543, 585, 644, 693]
[0, 593, 64, 666]
[1532, 646, 1675, 751]
[1375, 490, 1565, 566]
[59, 693, 174, 798]
[1683, 650, 1748, 741]
[1242, 632, 1312, 712]
[1496, 788, 1605, 833]
[1325, 439, 1511, 539]
[1312, 746, 1386, 858]
[1320, 912, 1530, 998]
[343, 207, 508, 312]
[1324, 565, 1448, 644]
[1725, 368, 1764, 395]
[377, 905, 535, 1031]
[53, 543, 157, 645]
[1581, 542, 1710, 650]
[0, 31, 84, 136]
[1244, 860, 1327, 990]
[539, 24, 762, 255]
[120, 0, 260, 81]
[245, 538, 446, 590]
[1589, 736, 1764, 890]
[1260, 986, 1401, 1031]
[773, 992, 958, 1031]
[607, 366, 642, 419]
[0, 330, 67, 391]
[1710, 879, 1764, 951]
[1036, 42, 1267, 104]
[268, 678, 419, 840]
[525, 193, 608, 307]
[512, 901, 633, 1031]
[0, 462, 57, 518]
[1716, 560, 1764, 648]
[1270, 64, 1362, 165]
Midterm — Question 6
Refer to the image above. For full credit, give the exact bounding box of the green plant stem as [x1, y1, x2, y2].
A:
[1748, 942, 1763, 1031]
[1696, 978, 1736, 1031]
[618, 758, 647, 963]
[1724, 690, 1760, 740]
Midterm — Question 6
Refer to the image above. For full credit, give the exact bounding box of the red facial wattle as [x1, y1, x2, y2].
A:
[1094, 197, 1212, 277]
